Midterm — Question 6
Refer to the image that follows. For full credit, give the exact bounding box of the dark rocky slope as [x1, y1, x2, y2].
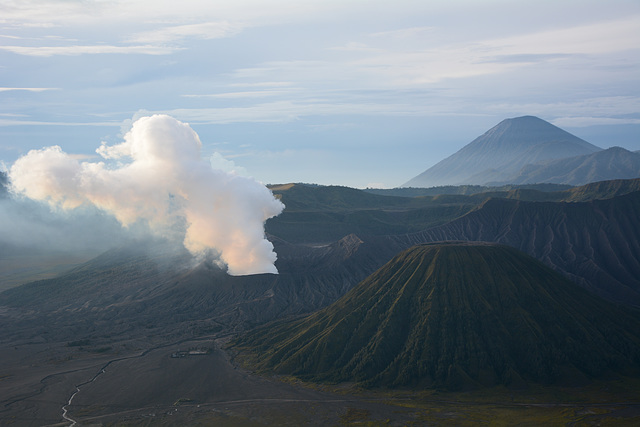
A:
[393, 190, 640, 306]
[0, 233, 397, 344]
[235, 243, 640, 389]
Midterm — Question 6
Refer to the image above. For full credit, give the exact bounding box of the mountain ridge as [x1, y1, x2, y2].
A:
[3, 178, 640, 332]
[491, 146, 640, 186]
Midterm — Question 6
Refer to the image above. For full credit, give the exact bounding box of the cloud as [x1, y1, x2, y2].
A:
[0, 0, 338, 27]
[228, 81, 295, 88]
[182, 90, 294, 99]
[209, 152, 248, 176]
[0, 34, 24, 40]
[128, 21, 243, 44]
[370, 26, 436, 39]
[479, 53, 572, 64]
[9, 115, 284, 275]
[481, 15, 640, 56]
[327, 42, 380, 53]
[355, 17, 640, 85]
[0, 119, 121, 127]
[0, 87, 59, 92]
[149, 100, 433, 124]
[0, 44, 177, 57]
[484, 96, 640, 121]
[231, 15, 640, 90]
[552, 116, 640, 128]
[153, 102, 303, 124]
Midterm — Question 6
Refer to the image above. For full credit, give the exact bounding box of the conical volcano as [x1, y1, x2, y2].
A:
[236, 242, 640, 389]
[403, 116, 601, 187]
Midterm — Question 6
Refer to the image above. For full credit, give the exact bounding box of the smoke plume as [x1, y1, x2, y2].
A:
[9, 114, 284, 275]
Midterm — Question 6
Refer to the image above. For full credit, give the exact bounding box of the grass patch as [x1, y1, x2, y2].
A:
[340, 407, 374, 425]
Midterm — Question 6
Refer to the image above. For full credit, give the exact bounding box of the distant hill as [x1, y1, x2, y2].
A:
[267, 179, 640, 244]
[266, 183, 480, 243]
[561, 178, 640, 202]
[403, 116, 601, 187]
[270, 183, 410, 212]
[492, 146, 640, 186]
[235, 243, 640, 390]
[365, 183, 573, 197]
[367, 179, 640, 203]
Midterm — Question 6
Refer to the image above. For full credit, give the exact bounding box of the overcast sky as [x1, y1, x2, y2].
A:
[1, 0, 639, 188]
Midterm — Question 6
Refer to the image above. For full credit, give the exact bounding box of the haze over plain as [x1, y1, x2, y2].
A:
[1, 0, 639, 188]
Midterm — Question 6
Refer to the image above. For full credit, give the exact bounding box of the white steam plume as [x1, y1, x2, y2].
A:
[9, 114, 284, 275]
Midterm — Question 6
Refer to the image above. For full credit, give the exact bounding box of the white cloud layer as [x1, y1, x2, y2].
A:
[0, 44, 176, 57]
[0, 87, 58, 92]
[129, 21, 243, 44]
[9, 115, 284, 275]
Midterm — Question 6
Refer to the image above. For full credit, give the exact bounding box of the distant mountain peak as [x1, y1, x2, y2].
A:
[402, 116, 601, 188]
[502, 115, 553, 124]
[485, 115, 582, 142]
[491, 115, 557, 131]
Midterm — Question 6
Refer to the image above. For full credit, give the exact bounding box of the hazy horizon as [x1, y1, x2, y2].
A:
[1, 0, 639, 188]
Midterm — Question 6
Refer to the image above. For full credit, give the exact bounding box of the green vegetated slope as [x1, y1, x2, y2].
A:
[561, 177, 640, 202]
[365, 183, 573, 198]
[266, 183, 478, 243]
[270, 183, 412, 211]
[369, 178, 640, 202]
[266, 179, 640, 243]
[235, 243, 640, 390]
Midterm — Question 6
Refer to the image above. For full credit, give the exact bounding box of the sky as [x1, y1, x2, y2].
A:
[1, 0, 639, 189]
